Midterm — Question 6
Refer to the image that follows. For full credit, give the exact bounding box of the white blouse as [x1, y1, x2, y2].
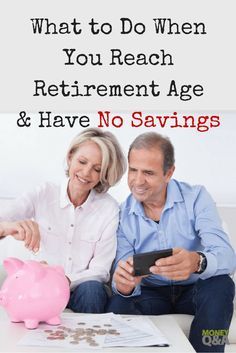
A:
[0, 179, 119, 289]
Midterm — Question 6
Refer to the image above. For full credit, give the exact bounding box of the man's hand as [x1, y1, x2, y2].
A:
[150, 248, 200, 281]
[113, 257, 143, 295]
[0, 220, 40, 253]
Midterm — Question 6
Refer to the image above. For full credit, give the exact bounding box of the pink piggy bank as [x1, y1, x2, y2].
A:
[0, 257, 70, 329]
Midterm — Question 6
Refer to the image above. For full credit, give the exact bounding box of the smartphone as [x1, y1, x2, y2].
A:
[133, 248, 173, 276]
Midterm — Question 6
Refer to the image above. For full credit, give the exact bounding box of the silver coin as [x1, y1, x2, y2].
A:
[70, 341, 79, 345]
[89, 342, 99, 346]
[97, 329, 106, 335]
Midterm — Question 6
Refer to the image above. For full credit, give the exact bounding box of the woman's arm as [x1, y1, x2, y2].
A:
[0, 220, 40, 252]
[0, 190, 41, 252]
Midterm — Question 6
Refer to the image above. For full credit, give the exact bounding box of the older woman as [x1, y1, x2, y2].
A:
[0, 128, 126, 313]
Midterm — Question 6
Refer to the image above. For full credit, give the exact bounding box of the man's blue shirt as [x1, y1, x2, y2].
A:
[113, 179, 236, 296]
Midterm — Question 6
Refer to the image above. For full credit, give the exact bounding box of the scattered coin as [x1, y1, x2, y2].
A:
[70, 341, 79, 345]
[97, 329, 106, 335]
[89, 342, 99, 346]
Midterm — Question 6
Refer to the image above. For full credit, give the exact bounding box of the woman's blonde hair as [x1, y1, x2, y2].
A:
[66, 128, 126, 193]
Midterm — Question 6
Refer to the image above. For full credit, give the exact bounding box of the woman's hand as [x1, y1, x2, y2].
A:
[0, 220, 40, 253]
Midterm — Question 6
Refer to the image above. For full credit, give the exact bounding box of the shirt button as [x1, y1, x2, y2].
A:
[48, 227, 51, 231]
[68, 257, 72, 261]
[70, 224, 74, 227]
[68, 241, 72, 245]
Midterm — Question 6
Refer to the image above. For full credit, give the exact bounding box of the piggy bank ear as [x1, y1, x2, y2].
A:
[3, 257, 24, 276]
[24, 261, 46, 282]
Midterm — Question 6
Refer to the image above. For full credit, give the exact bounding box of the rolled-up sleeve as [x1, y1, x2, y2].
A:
[0, 193, 36, 221]
[194, 187, 236, 279]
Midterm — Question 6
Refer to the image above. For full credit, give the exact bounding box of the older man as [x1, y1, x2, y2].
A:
[107, 132, 236, 352]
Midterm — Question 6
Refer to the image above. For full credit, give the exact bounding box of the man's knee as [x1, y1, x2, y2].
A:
[195, 275, 235, 313]
[196, 275, 235, 299]
[106, 295, 127, 313]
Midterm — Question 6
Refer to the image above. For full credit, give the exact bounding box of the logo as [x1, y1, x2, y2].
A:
[202, 329, 229, 347]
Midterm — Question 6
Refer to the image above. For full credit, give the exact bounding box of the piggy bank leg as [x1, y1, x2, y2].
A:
[46, 316, 61, 326]
[24, 319, 39, 329]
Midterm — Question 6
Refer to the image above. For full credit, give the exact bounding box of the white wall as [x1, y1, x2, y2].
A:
[0, 111, 235, 205]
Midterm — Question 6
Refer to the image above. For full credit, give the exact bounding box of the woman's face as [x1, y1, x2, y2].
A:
[68, 141, 102, 194]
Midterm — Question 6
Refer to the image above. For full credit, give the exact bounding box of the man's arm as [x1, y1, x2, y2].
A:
[150, 186, 236, 280]
[113, 256, 143, 295]
[193, 186, 236, 278]
[111, 221, 145, 296]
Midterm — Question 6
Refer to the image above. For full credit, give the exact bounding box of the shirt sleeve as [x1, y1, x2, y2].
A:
[193, 187, 236, 279]
[0, 191, 36, 221]
[67, 211, 119, 290]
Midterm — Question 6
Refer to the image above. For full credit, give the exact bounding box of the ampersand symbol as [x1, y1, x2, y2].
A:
[17, 111, 31, 127]
[212, 336, 222, 345]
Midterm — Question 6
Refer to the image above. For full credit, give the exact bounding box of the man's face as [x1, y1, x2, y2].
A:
[128, 147, 174, 204]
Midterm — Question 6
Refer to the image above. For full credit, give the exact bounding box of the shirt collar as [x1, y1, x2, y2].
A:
[128, 195, 146, 218]
[128, 179, 184, 217]
[60, 178, 71, 208]
[164, 179, 184, 210]
[60, 178, 96, 209]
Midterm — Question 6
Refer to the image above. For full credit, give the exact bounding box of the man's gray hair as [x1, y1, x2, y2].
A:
[128, 132, 175, 174]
